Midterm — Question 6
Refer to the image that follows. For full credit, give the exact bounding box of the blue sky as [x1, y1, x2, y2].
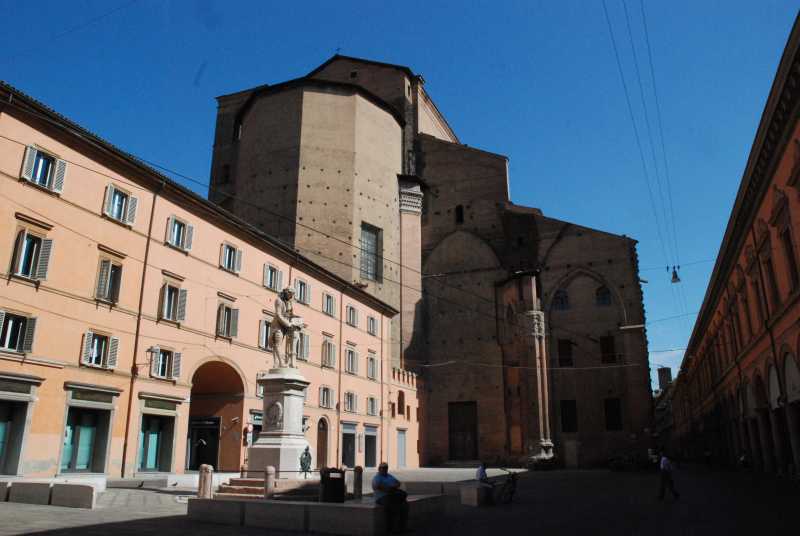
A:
[2, 0, 798, 387]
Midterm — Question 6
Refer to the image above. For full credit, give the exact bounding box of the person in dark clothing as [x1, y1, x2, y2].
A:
[658, 451, 680, 501]
[372, 462, 409, 533]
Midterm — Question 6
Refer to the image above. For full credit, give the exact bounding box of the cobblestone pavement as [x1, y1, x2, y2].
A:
[0, 467, 796, 535]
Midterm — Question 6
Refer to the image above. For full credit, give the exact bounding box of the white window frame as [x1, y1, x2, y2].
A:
[367, 316, 377, 336]
[166, 216, 193, 251]
[346, 305, 358, 327]
[294, 332, 310, 361]
[344, 391, 356, 413]
[0, 310, 36, 354]
[322, 293, 336, 316]
[216, 303, 239, 338]
[95, 258, 122, 303]
[367, 354, 377, 380]
[294, 278, 310, 304]
[150, 347, 181, 380]
[259, 317, 272, 350]
[319, 386, 333, 409]
[220, 243, 242, 273]
[345, 347, 358, 375]
[81, 330, 119, 370]
[103, 184, 137, 225]
[322, 337, 336, 368]
[160, 283, 187, 323]
[263, 264, 283, 291]
[20, 146, 66, 193]
[367, 396, 378, 416]
[12, 228, 53, 281]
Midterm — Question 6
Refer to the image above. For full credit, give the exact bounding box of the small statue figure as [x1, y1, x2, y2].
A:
[299, 446, 312, 479]
[270, 287, 305, 368]
[266, 401, 283, 430]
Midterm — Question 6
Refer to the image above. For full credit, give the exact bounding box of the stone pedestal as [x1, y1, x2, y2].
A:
[247, 368, 310, 479]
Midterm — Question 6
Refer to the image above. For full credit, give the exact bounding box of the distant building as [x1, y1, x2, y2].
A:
[210, 55, 653, 466]
[670, 16, 800, 473]
[658, 367, 673, 391]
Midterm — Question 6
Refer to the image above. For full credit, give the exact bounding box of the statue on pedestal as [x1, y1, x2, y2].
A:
[270, 287, 306, 369]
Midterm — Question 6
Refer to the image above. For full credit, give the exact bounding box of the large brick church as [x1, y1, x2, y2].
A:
[208, 55, 653, 467]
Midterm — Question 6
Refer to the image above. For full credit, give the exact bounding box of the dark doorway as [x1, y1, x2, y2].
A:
[364, 426, 377, 468]
[187, 417, 219, 470]
[316, 419, 328, 468]
[341, 424, 356, 468]
[448, 401, 478, 461]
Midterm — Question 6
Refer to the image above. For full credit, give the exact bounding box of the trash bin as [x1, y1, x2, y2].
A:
[320, 468, 346, 502]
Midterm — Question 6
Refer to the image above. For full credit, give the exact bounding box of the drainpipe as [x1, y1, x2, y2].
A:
[335, 285, 344, 466]
[120, 180, 162, 478]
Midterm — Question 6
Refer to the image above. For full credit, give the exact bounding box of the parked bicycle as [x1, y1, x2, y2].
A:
[497, 468, 518, 504]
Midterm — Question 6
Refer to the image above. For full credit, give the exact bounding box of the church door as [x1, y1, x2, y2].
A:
[448, 401, 478, 461]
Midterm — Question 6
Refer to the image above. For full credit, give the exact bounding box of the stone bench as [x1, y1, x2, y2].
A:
[5, 481, 96, 508]
[187, 493, 444, 535]
[51, 483, 96, 509]
[459, 482, 494, 506]
[8, 482, 52, 505]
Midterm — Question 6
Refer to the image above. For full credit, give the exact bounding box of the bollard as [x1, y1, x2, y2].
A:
[198, 464, 214, 499]
[264, 465, 276, 499]
[353, 466, 363, 500]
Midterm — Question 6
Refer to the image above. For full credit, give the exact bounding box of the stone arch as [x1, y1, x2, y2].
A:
[768, 365, 782, 410]
[545, 267, 628, 323]
[424, 230, 501, 274]
[752, 373, 770, 412]
[188, 355, 250, 397]
[784, 352, 800, 404]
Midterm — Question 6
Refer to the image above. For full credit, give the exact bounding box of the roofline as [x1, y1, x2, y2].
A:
[417, 132, 509, 161]
[0, 80, 399, 317]
[526, 209, 638, 243]
[233, 76, 406, 128]
[307, 54, 416, 79]
[417, 85, 460, 143]
[683, 13, 800, 362]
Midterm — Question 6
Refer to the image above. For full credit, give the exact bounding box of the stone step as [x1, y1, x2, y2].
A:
[217, 485, 264, 495]
[213, 492, 266, 502]
[227, 478, 263, 487]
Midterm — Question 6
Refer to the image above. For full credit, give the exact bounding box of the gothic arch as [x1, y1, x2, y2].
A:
[544, 266, 629, 324]
[784, 352, 800, 404]
[423, 230, 501, 274]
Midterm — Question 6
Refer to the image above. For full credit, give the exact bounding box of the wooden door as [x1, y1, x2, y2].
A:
[448, 401, 478, 461]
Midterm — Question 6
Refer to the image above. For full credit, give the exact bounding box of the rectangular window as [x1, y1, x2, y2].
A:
[557, 338, 573, 367]
[604, 398, 623, 431]
[150, 349, 180, 380]
[95, 260, 122, 303]
[367, 316, 377, 336]
[600, 336, 616, 364]
[294, 332, 310, 361]
[216, 304, 239, 338]
[346, 306, 358, 327]
[220, 244, 241, 273]
[257, 382, 264, 398]
[345, 347, 357, 374]
[81, 331, 118, 369]
[359, 223, 382, 281]
[160, 284, 186, 323]
[263, 264, 282, 291]
[322, 338, 336, 368]
[323, 293, 336, 316]
[12, 229, 53, 281]
[259, 318, 272, 350]
[367, 397, 378, 416]
[319, 387, 332, 409]
[103, 185, 137, 225]
[344, 392, 356, 413]
[21, 146, 66, 193]
[0, 311, 36, 353]
[781, 229, 799, 291]
[167, 217, 193, 251]
[762, 252, 780, 311]
[560, 400, 577, 433]
[367, 354, 377, 380]
[294, 278, 310, 304]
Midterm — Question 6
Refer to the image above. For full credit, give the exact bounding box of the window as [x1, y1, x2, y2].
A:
[0, 311, 36, 353]
[557, 338, 574, 367]
[294, 278, 310, 304]
[604, 398, 623, 431]
[103, 184, 137, 224]
[345, 347, 358, 374]
[397, 391, 405, 416]
[294, 332, 310, 361]
[263, 264, 283, 291]
[560, 400, 577, 433]
[166, 216, 193, 251]
[322, 338, 336, 368]
[11, 229, 52, 280]
[367, 397, 378, 416]
[344, 392, 356, 413]
[21, 146, 66, 193]
[81, 331, 119, 369]
[600, 336, 616, 364]
[359, 223, 382, 281]
[256, 382, 264, 398]
[596, 286, 611, 306]
[95, 260, 122, 303]
[367, 316, 377, 336]
[150, 348, 181, 380]
[216, 303, 239, 338]
[780, 229, 799, 291]
[323, 293, 336, 316]
[160, 284, 187, 323]
[552, 289, 569, 311]
[220, 244, 241, 273]
[259, 318, 272, 350]
[346, 305, 358, 327]
[367, 354, 377, 380]
[319, 386, 333, 409]
[455, 205, 464, 224]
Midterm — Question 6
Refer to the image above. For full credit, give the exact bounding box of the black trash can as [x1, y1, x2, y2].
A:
[320, 467, 346, 503]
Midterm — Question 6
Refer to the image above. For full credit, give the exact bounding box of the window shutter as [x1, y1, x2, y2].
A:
[216, 304, 225, 335]
[302, 333, 309, 359]
[263, 265, 269, 287]
[171, 352, 182, 379]
[165, 216, 175, 244]
[150, 349, 159, 377]
[185, 225, 194, 250]
[234, 249, 242, 273]
[110, 266, 122, 303]
[22, 317, 36, 353]
[319, 387, 324, 407]
[96, 260, 111, 300]
[177, 289, 188, 322]
[219, 244, 225, 267]
[82, 331, 94, 365]
[21, 146, 37, 181]
[259, 320, 267, 349]
[294, 279, 300, 295]
[0, 311, 5, 333]
[355, 351, 359, 373]
[230, 308, 239, 338]
[331, 343, 336, 368]
[11, 230, 25, 275]
[107, 336, 119, 369]
[35, 239, 53, 280]
[306, 283, 312, 304]
[52, 159, 67, 193]
[126, 196, 138, 224]
[103, 185, 114, 216]
[157, 284, 166, 320]
[277, 270, 284, 291]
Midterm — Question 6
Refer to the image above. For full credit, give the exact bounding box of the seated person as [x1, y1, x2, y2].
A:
[372, 462, 409, 533]
[475, 461, 495, 504]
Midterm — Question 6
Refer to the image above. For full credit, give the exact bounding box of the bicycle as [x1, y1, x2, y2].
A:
[497, 468, 518, 504]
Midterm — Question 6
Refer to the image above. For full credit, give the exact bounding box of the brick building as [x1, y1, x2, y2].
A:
[0, 81, 419, 482]
[210, 55, 653, 467]
[670, 16, 800, 474]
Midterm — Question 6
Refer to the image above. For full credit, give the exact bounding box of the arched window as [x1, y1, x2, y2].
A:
[552, 289, 569, 311]
[596, 286, 611, 306]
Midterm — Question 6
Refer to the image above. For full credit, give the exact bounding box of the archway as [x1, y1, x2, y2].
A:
[188, 361, 244, 472]
[316, 418, 328, 469]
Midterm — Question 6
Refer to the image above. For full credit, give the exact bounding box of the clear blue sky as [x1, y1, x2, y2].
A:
[2, 0, 798, 387]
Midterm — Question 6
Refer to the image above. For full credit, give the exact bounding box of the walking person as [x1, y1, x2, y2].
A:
[658, 451, 680, 501]
[372, 462, 409, 533]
